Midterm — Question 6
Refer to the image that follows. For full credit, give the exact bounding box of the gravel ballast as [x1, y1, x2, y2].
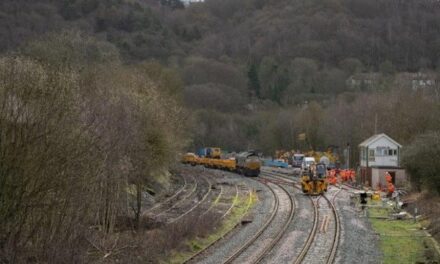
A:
[261, 184, 315, 264]
[260, 168, 382, 264]
[187, 167, 383, 264]
[333, 186, 382, 264]
[190, 170, 275, 264]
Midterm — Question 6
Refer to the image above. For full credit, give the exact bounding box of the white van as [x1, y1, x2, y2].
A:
[302, 157, 316, 171]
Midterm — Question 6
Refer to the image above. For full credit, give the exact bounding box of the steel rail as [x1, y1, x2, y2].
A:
[323, 188, 342, 264]
[292, 195, 319, 264]
[254, 182, 296, 263]
[222, 184, 239, 219]
[168, 175, 213, 223]
[154, 174, 198, 218]
[182, 185, 253, 264]
[202, 184, 224, 216]
[261, 170, 341, 264]
[222, 181, 280, 264]
[223, 179, 295, 264]
[142, 174, 188, 215]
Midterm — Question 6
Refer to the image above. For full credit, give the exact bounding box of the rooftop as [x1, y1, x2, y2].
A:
[358, 133, 402, 148]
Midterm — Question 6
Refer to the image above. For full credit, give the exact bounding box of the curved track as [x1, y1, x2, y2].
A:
[144, 174, 197, 217]
[145, 174, 218, 225]
[181, 167, 341, 264]
[292, 195, 319, 264]
[168, 175, 213, 223]
[295, 193, 341, 264]
[261, 169, 342, 264]
[223, 180, 295, 264]
[324, 189, 342, 264]
[143, 174, 189, 215]
[221, 184, 239, 218]
[183, 183, 252, 264]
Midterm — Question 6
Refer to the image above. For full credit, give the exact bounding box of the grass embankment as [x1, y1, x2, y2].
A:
[368, 204, 440, 263]
[169, 189, 258, 263]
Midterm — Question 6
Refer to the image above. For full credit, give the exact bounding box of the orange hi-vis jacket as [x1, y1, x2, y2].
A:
[387, 182, 395, 194]
[350, 170, 356, 181]
[385, 172, 392, 183]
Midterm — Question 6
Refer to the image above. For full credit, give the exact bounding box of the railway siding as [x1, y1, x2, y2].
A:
[191, 174, 274, 264]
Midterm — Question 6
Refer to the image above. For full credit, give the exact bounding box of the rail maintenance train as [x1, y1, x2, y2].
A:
[301, 162, 328, 195]
[182, 148, 261, 177]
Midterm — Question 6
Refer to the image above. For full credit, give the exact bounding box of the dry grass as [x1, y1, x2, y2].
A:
[85, 209, 223, 263]
[170, 190, 257, 263]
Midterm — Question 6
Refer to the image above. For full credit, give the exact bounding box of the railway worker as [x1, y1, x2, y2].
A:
[387, 182, 395, 197]
[385, 171, 392, 183]
[329, 175, 337, 185]
[339, 170, 344, 181]
[350, 170, 356, 182]
[328, 169, 337, 185]
[330, 169, 336, 178]
[334, 168, 340, 180]
[341, 170, 347, 182]
[344, 170, 350, 181]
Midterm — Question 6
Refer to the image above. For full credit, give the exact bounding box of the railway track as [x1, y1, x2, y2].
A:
[183, 183, 253, 264]
[298, 191, 341, 264]
[144, 173, 220, 225]
[142, 174, 190, 215]
[222, 179, 295, 264]
[221, 184, 240, 218]
[168, 175, 213, 223]
[184, 168, 342, 264]
[149, 174, 199, 218]
[325, 189, 342, 264]
[261, 169, 342, 264]
[292, 195, 320, 264]
[260, 168, 298, 184]
[157, 175, 213, 223]
[201, 184, 224, 216]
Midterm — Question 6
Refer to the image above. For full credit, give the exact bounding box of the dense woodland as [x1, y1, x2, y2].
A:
[1, 0, 440, 262]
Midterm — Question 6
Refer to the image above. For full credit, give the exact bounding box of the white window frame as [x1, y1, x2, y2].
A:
[376, 146, 389, 156]
[369, 149, 375, 161]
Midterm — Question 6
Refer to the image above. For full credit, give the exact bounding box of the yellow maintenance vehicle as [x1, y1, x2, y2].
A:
[301, 163, 328, 195]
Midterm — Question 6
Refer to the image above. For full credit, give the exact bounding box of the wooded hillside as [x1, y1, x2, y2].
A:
[1, 0, 440, 166]
[1, 0, 440, 262]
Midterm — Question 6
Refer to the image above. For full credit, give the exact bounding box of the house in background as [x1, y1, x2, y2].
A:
[346, 72, 440, 99]
[359, 133, 406, 188]
[181, 0, 204, 5]
[394, 72, 439, 99]
[346, 73, 381, 91]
